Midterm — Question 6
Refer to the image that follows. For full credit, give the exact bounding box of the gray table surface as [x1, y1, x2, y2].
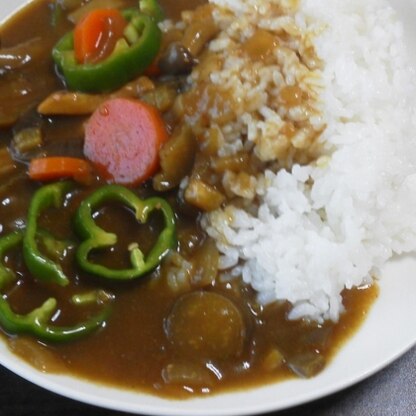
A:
[0, 345, 414, 416]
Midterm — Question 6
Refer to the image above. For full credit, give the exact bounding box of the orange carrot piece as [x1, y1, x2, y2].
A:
[84, 97, 169, 186]
[28, 157, 93, 184]
[74, 8, 126, 64]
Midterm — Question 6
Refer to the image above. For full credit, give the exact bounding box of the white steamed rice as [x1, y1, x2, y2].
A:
[205, 0, 416, 322]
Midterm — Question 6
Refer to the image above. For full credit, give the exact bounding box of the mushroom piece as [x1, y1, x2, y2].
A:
[158, 42, 196, 76]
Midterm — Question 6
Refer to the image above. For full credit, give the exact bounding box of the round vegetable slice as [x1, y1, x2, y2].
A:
[84, 98, 169, 186]
[165, 291, 246, 360]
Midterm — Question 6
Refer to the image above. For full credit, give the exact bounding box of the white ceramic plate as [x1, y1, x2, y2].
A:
[1, 1, 416, 415]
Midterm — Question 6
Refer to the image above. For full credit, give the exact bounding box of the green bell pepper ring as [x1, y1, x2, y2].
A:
[75, 185, 176, 280]
[0, 231, 24, 288]
[52, 12, 161, 93]
[23, 181, 73, 287]
[139, 0, 165, 22]
[0, 296, 110, 343]
[0, 231, 111, 343]
[36, 228, 74, 261]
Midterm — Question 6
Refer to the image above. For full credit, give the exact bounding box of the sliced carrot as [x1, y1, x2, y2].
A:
[28, 157, 93, 185]
[74, 8, 127, 64]
[84, 97, 169, 186]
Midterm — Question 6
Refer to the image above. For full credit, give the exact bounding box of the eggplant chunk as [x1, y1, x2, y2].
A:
[165, 291, 245, 360]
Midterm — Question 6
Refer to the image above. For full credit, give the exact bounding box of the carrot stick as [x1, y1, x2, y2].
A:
[83, 97, 169, 186]
[28, 157, 93, 184]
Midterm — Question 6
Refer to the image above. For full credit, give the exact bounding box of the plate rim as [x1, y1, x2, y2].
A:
[0, 0, 416, 414]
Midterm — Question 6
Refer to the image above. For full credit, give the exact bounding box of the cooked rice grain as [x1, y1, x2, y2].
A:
[204, 0, 416, 322]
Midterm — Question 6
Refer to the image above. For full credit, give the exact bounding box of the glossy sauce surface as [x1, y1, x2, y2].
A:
[0, 0, 378, 398]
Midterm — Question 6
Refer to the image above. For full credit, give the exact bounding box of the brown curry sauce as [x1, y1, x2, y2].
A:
[0, 0, 378, 398]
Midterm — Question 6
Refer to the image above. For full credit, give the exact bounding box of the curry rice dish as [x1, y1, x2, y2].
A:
[0, 0, 414, 398]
